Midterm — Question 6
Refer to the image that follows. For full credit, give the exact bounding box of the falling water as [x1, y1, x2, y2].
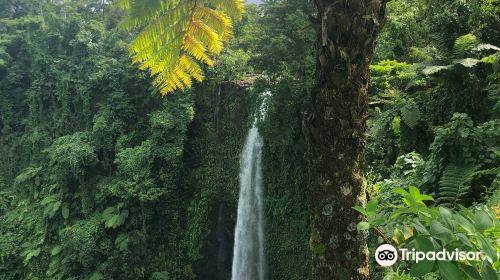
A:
[214, 85, 222, 139]
[231, 94, 269, 280]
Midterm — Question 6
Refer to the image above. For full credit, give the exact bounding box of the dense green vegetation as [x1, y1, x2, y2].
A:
[0, 0, 498, 279]
[363, 0, 500, 278]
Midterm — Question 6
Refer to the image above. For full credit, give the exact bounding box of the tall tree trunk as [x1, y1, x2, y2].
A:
[303, 1, 388, 279]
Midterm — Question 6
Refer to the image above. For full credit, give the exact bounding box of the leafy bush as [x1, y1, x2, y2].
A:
[423, 114, 500, 205]
[370, 60, 419, 95]
[454, 34, 478, 57]
[46, 132, 97, 181]
[355, 186, 500, 280]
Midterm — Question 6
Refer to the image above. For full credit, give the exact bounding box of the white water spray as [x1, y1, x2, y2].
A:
[231, 93, 269, 280]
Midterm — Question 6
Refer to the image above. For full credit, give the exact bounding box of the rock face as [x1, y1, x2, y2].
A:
[183, 80, 311, 280]
[183, 82, 252, 280]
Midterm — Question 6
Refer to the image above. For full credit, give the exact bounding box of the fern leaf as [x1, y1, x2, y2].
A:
[400, 104, 421, 129]
[472, 167, 500, 178]
[120, 0, 244, 95]
[207, 0, 244, 21]
[438, 164, 476, 207]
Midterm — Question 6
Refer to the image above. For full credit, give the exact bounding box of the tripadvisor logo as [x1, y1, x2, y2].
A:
[375, 244, 483, 267]
[375, 244, 398, 267]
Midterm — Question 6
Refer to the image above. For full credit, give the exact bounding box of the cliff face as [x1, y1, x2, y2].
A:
[182, 80, 311, 280]
[181, 82, 253, 280]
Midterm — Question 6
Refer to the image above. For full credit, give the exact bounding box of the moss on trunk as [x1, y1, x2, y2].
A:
[304, 1, 388, 278]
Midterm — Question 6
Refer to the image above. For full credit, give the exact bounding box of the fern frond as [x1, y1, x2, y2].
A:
[120, 0, 244, 95]
[128, 5, 189, 54]
[472, 167, 500, 178]
[189, 20, 223, 54]
[207, 0, 244, 21]
[437, 164, 476, 207]
[178, 55, 204, 81]
[194, 7, 232, 38]
[183, 35, 213, 65]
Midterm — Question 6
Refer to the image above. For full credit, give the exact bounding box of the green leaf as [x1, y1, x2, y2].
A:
[430, 220, 453, 242]
[476, 233, 498, 263]
[456, 233, 473, 248]
[51, 245, 62, 256]
[44, 200, 62, 218]
[61, 205, 69, 220]
[438, 164, 476, 207]
[393, 228, 405, 243]
[408, 185, 433, 203]
[415, 236, 435, 252]
[105, 215, 120, 229]
[41, 196, 57, 205]
[459, 205, 475, 219]
[105, 210, 129, 229]
[411, 260, 435, 277]
[474, 209, 493, 231]
[439, 207, 453, 227]
[24, 248, 41, 263]
[482, 261, 497, 280]
[460, 264, 481, 280]
[422, 65, 451, 75]
[418, 194, 434, 202]
[370, 217, 386, 227]
[418, 207, 435, 218]
[401, 106, 421, 129]
[454, 213, 475, 234]
[437, 261, 461, 280]
[453, 58, 479, 68]
[412, 220, 430, 235]
[89, 272, 103, 280]
[409, 186, 421, 199]
[115, 234, 129, 251]
[101, 206, 115, 221]
[391, 207, 414, 218]
[352, 206, 367, 216]
[393, 188, 409, 196]
[357, 222, 370, 231]
[366, 200, 378, 214]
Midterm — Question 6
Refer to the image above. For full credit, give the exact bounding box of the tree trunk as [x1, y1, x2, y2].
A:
[303, 1, 388, 279]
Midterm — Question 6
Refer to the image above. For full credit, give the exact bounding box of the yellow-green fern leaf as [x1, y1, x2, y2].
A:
[119, 0, 244, 95]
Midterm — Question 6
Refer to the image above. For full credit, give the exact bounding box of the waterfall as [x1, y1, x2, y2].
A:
[214, 85, 222, 139]
[231, 94, 269, 280]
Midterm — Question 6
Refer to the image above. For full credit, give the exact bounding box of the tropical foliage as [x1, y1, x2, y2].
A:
[0, 0, 498, 279]
[118, 0, 244, 94]
[356, 187, 499, 280]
